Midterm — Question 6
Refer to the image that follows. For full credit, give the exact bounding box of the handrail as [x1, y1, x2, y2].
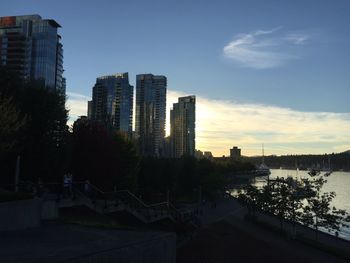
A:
[1, 181, 198, 226]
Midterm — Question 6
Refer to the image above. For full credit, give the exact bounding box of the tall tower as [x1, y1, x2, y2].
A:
[170, 96, 196, 158]
[0, 15, 64, 92]
[135, 74, 167, 156]
[90, 73, 133, 135]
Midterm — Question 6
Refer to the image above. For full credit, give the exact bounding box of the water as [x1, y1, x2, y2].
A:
[269, 169, 350, 240]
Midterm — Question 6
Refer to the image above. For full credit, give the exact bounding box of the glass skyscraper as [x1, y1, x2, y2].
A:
[170, 96, 196, 158]
[135, 74, 167, 156]
[90, 73, 133, 136]
[0, 15, 64, 92]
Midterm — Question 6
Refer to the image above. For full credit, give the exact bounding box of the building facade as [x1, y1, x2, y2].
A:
[170, 96, 196, 158]
[0, 15, 64, 92]
[135, 74, 167, 156]
[230, 146, 241, 158]
[90, 73, 133, 135]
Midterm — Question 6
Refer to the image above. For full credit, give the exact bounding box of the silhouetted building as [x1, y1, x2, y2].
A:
[0, 15, 64, 92]
[90, 73, 133, 135]
[91, 81, 108, 123]
[135, 74, 166, 156]
[170, 96, 196, 158]
[160, 136, 171, 158]
[195, 150, 204, 159]
[87, 100, 92, 119]
[203, 151, 213, 159]
[230, 146, 241, 158]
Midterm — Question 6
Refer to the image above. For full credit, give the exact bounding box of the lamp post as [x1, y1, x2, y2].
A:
[15, 155, 20, 192]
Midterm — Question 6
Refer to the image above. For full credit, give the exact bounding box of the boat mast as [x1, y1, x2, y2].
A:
[262, 143, 265, 164]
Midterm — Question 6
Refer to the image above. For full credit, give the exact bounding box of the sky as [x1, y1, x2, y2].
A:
[2, 0, 350, 156]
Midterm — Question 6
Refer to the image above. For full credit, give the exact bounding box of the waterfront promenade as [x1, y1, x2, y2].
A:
[178, 197, 350, 263]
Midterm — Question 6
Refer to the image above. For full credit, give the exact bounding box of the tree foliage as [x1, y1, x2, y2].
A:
[0, 66, 69, 183]
[72, 119, 139, 191]
[239, 174, 350, 238]
[0, 96, 26, 155]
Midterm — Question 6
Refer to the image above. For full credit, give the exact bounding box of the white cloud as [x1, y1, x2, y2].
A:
[223, 28, 309, 69]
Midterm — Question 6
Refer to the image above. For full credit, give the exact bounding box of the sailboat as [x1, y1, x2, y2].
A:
[256, 144, 271, 176]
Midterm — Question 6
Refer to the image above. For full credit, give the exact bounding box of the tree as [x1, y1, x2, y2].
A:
[0, 96, 26, 156]
[238, 174, 349, 239]
[72, 119, 139, 192]
[0, 66, 69, 182]
[301, 175, 350, 239]
[238, 184, 260, 219]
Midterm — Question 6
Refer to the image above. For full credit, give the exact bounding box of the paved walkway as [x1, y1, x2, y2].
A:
[0, 222, 175, 263]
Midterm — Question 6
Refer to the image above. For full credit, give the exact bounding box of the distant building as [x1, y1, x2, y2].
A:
[90, 73, 133, 136]
[160, 136, 171, 158]
[195, 150, 204, 159]
[230, 146, 241, 158]
[87, 100, 92, 119]
[0, 15, 64, 92]
[170, 96, 196, 158]
[203, 151, 213, 159]
[135, 74, 166, 156]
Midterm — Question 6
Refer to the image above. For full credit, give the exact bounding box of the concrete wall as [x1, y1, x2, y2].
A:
[0, 198, 41, 231]
[62, 233, 176, 263]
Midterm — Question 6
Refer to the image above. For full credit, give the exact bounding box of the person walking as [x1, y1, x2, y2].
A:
[67, 173, 73, 199]
[84, 179, 91, 197]
[63, 173, 70, 198]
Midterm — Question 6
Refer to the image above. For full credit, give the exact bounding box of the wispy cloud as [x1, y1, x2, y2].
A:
[223, 27, 309, 69]
[284, 33, 309, 45]
[67, 90, 350, 156]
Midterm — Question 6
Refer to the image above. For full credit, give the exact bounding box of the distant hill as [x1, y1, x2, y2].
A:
[242, 152, 350, 172]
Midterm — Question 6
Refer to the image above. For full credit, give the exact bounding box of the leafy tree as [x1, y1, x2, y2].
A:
[238, 184, 260, 219]
[0, 96, 26, 155]
[239, 174, 350, 239]
[0, 66, 69, 182]
[72, 119, 139, 192]
[301, 175, 350, 239]
[268, 177, 304, 232]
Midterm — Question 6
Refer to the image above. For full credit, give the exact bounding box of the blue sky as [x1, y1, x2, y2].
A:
[2, 0, 350, 155]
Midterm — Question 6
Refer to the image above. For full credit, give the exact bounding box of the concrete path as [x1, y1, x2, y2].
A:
[0, 222, 175, 263]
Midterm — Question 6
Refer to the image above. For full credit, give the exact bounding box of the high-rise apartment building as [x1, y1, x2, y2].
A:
[90, 73, 133, 135]
[0, 15, 64, 92]
[170, 96, 196, 158]
[135, 74, 167, 156]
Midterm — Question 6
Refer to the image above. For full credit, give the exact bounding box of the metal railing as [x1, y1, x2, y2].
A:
[0, 180, 200, 226]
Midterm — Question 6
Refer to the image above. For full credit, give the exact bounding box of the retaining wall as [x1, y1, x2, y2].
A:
[0, 198, 41, 231]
